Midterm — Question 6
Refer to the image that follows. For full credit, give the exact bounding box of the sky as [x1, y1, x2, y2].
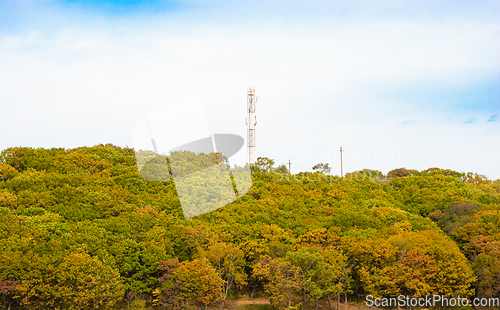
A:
[0, 0, 499, 179]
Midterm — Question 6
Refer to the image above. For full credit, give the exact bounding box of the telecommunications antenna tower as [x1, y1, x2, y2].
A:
[246, 87, 257, 165]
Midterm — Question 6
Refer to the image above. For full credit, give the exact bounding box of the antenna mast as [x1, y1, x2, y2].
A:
[340, 146, 344, 178]
[246, 87, 257, 165]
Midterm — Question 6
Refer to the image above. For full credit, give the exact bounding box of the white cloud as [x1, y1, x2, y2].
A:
[0, 10, 499, 178]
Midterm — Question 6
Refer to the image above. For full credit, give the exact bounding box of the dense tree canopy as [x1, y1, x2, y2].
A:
[0, 145, 499, 309]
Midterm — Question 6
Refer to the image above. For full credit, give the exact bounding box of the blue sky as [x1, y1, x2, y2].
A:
[1, 0, 499, 178]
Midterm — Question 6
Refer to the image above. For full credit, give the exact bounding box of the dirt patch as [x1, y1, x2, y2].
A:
[208, 298, 268, 309]
[232, 298, 269, 306]
[208, 299, 382, 310]
[234, 299, 269, 309]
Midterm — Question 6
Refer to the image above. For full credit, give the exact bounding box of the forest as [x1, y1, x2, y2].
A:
[0, 144, 499, 310]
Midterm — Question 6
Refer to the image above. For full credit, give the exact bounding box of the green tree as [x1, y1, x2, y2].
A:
[285, 248, 323, 310]
[255, 157, 275, 173]
[387, 168, 412, 178]
[312, 163, 331, 175]
[275, 164, 289, 174]
[472, 254, 500, 298]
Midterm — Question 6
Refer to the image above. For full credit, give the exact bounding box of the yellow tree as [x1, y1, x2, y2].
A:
[342, 237, 398, 298]
[16, 253, 124, 310]
[253, 257, 302, 310]
[398, 247, 439, 297]
[166, 258, 223, 310]
[0, 163, 18, 182]
[399, 230, 476, 297]
[205, 242, 247, 310]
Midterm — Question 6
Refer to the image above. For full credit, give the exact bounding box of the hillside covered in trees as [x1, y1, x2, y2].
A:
[0, 145, 499, 310]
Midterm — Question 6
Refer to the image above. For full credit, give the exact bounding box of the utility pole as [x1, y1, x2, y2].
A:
[339, 147, 344, 178]
[288, 160, 291, 174]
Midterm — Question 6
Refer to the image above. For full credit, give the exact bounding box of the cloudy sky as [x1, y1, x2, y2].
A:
[1, 0, 499, 178]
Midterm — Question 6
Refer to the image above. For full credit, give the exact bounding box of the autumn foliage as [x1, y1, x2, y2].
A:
[0, 146, 499, 309]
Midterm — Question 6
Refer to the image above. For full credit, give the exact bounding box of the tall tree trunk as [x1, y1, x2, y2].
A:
[250, 282, 257, 300]
[315, 297, 319, 310]
[344, 293, 347, 310]
[327, 294, 332, 310]
[220, 300, 225, 310]
[336, 293, 340, 310]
